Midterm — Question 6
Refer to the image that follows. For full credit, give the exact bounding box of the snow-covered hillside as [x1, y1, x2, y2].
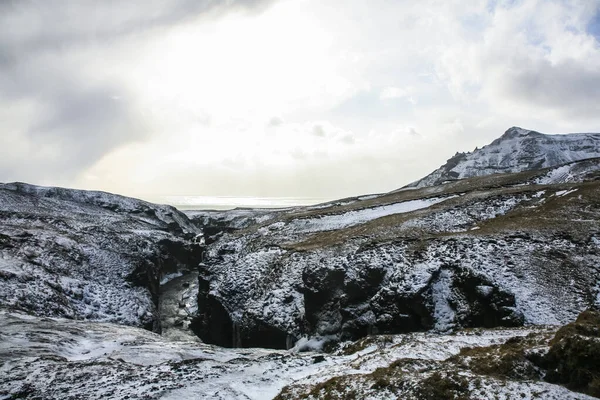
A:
[407, 127, 600, 188]
[192, 159, 600, 351]
[0, 182, 202, 330]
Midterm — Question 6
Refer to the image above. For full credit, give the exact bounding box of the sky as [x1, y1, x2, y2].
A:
[1, 0, 600, 200]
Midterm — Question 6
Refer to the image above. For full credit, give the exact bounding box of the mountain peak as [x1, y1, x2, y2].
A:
[496, 126, 540, 140]
[406, 127, 600, 188]
[504, 126, 530, 136]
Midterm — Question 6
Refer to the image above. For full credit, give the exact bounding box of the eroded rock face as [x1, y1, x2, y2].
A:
[437, 266, 524, 329]
[303, 264, 346, 336]
[192, 235, 538, 349]
[191, 170, 600, 348]
[194, 229, 598, 347]
[190, 273, 233, 347]
[191, 271, 296, 349]
[128, 238, 204, 331]
[302, 262, 523, 342]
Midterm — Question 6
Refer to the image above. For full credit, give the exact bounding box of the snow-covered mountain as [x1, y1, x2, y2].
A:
[407, 127, 600, 188]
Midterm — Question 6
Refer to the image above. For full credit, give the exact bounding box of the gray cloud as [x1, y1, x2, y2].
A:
[0, 0, 276, 183]
[0, 0, 275, 64]
[2, 0, 599, 199]
[312, 125, 326, 137]
[32, 87, 145, 169]
[267, 116, 284, 128]
[501, 59, 600, 118]
[339, 134, 355, 144]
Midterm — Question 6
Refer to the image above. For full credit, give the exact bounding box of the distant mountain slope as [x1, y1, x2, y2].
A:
[406, 127, 600, 188]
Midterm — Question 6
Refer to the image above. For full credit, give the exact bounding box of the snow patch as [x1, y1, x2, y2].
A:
[536, 164, 574, 184]
[291, 336, 331, 353]
[358, 194, 380, 201]
[160, 272, 184, 285]
[432, 269, 456, 332]
[555, 188, 578, 197]
[289, 196, 456, 233]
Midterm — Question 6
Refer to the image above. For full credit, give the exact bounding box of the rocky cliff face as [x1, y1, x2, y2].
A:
[406, 127, 600, 188]
[0, 182, 203, 331]
[192, 159, 600, 349]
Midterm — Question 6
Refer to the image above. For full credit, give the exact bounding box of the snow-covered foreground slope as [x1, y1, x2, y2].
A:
[193, 159, 600, 351]
[0, 182, 202, 329]
[407, 127, 600, 188]
[1, 311, 595, 400]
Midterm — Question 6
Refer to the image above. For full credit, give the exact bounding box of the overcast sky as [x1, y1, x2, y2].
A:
[1, 0, 600, 200]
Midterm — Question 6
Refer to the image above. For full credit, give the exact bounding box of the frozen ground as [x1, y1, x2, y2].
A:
[0, 311, 593, 400]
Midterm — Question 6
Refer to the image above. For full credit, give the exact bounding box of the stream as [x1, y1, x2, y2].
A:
[158, 271, 201, 342]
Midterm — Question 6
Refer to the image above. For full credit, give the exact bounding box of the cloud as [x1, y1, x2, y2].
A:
[0, 59, 147, 183]
[433, 0, 600, 119]
[267, 116, 284, 128]
[380, 86, 408, 100]
[306, 122, 356, 146]
[499, 59, 600, 118]
[2, 0, 600, 199]
[312, 125, 326, 137]
[396, 127, 421, 138]
[339, 134, 355, 145]
[588, 9, 600, 41]
[0, 0, 277, 184]
[0, 0, 275, 61]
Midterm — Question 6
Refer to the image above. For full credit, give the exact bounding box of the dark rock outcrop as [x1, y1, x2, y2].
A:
[443, 266, 524, 328]
[194, 245, 526, 348]
[191, 271, 295, 349]
[190, 272, 232, 347]
[300, 262, 523, 343]
[303, 264, 346, 336]
[543, 309, 600, 397]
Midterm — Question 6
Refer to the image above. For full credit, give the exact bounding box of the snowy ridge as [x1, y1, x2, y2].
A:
[533, 157, 600, 185]
[407, 127, 600, 188]
[2, 182, 198, 233]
